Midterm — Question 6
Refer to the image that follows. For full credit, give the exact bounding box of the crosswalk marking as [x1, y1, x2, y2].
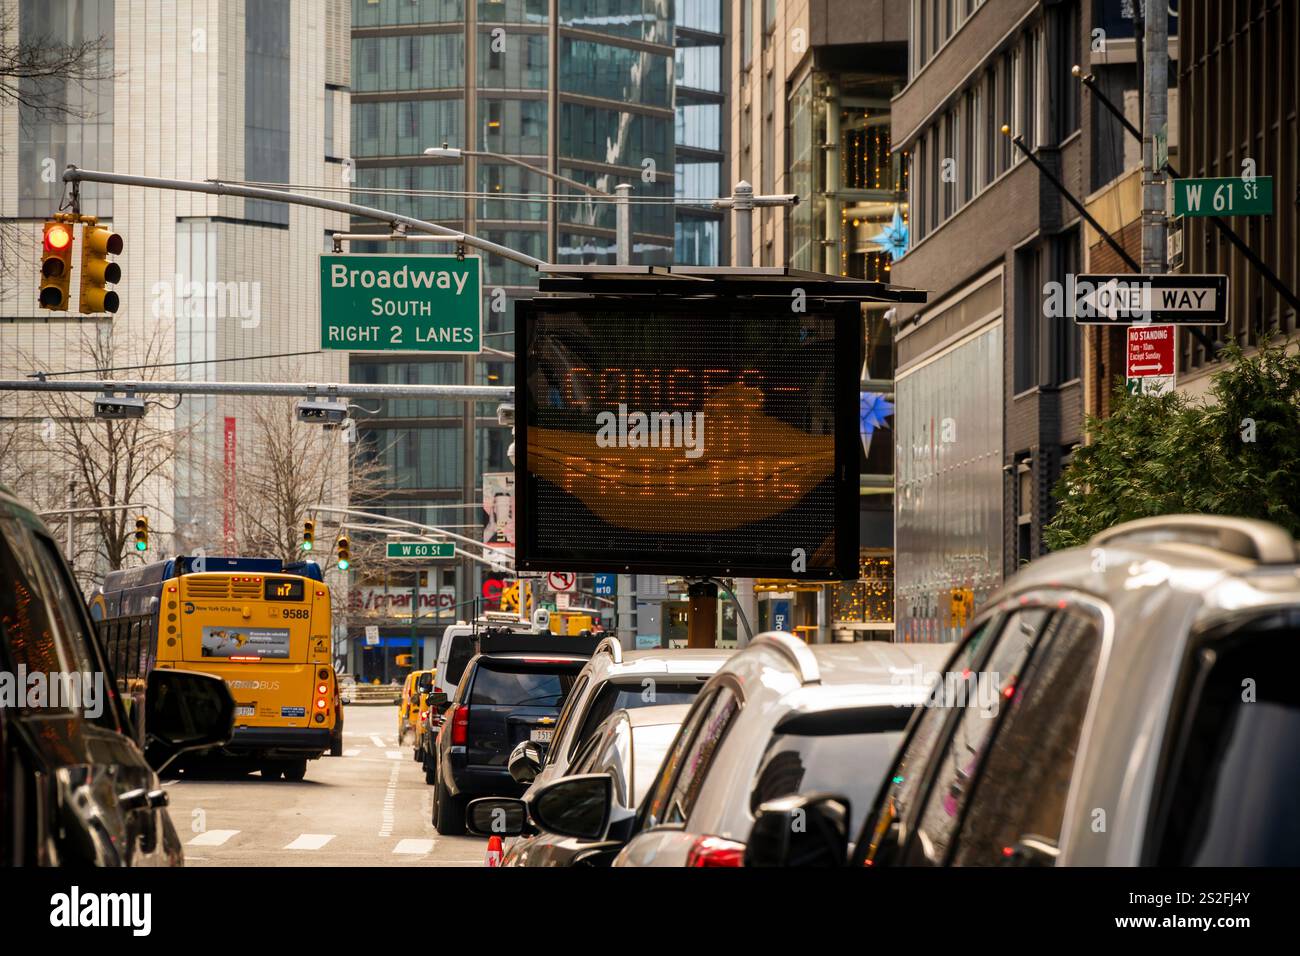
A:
[343, 748, 361, 757]
[188, 829, 239, 847]
[386, 750, 403, 760]
[370, 735, 386, 748]
[393, 839, 434, 855]
[284, 833, 335, 851]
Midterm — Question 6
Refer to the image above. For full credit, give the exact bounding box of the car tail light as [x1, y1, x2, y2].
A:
[686, 835, 746, 867]
[451, 704, 469, 745]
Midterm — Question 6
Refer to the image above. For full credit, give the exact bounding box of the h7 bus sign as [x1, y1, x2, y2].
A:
[386, 542, 455, 560]
[1173, 176, 1273, 217]
[1069, 274, 1228, 326]
[319, 253, 481, 353]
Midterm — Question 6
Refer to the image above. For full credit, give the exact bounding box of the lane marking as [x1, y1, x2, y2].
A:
[188, 829, 239, 847]
[343, 748, 362, 757]
[370, 735, 386, 748]
[285, 833, 336, 851]
[393, 838, 435, 855]
[379, 762, 400, 837]
[386, 750, 403, 760]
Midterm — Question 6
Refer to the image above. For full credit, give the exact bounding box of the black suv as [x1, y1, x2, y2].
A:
[429, 632, 599, 835]
[0, 484, 234, 866]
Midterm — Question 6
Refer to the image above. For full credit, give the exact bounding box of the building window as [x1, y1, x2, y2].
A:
[1050, 1, 1081, 142]
[1051, 229, 1081, 383]
[245, 0, 290, 224]
[1014, 242, 1042, 393]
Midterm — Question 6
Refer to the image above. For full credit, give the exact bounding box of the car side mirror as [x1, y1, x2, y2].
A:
[1001, 835, 1059, 867]
[466, 797, 528, 837]
[143, 669, 235, 773]
[528, 773, 614, 841]
[508, 740, 544, 784]
[745, 793, 849, 867]
[428, 690, 449, 709]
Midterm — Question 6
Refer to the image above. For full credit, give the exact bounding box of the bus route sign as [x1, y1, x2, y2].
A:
[319, 253, 481, 353]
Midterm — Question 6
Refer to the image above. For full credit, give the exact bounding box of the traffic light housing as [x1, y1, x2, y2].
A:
[336, 535, 351, 570]
[134, 516, 149, 553]
[79, 222, 122, 314]
[302, 520, 315, 552]
[39, 219, 75, 310]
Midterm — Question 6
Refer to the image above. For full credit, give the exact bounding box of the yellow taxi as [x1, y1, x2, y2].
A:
[398, 669, 434, 743]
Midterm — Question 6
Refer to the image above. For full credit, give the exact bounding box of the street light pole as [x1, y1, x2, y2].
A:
[1141, 1, 1169, 275]
[424, 145, 633, 266]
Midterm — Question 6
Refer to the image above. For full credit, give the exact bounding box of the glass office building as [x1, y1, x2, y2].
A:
[673, 0, 727, 265]
[348, 0, 676, 667]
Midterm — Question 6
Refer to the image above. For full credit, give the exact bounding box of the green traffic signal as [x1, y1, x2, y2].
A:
[337, 558, 350, 570]
[302, 540, 313, 551]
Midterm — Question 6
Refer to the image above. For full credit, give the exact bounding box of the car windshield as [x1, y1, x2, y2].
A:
[750, 712, 914, 838]
[470, 662, 580, 707]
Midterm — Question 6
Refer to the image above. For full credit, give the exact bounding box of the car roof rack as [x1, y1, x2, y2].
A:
[1089, 514, 1299, 565]
[751, 631, 821, 685]
[478, 633, 603, 657]
[595, 636, 623, 664]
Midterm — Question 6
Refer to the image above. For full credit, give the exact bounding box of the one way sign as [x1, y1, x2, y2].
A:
[1069, 274, 1228, 326]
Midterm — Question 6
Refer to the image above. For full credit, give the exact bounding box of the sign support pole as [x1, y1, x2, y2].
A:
[1141, 0, 1169, 275]
[687, 580, 718, 649]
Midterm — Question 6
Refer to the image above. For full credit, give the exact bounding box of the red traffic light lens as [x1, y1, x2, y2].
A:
[44, 224, 72, 252]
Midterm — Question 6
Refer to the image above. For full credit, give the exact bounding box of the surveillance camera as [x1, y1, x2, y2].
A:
[296, 399, 349, 425]
[94, 395, 147, 420]
[497, 402, 515, 427]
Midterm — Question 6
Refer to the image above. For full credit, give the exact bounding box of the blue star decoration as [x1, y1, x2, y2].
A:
[869, 207, 909, 261]
[860, 391, 894, 438]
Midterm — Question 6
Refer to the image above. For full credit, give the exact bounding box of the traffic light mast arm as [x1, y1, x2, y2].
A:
[62, 166, 545, 270]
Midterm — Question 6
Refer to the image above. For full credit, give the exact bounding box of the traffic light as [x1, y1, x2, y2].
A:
[39, 219, 75, 310]
[418, 570, 428, 588]
[336, 535, 351, 571]
[79, 221, 123, 315]
[302, 520, 315, 552]
[134, 516, 149, 553]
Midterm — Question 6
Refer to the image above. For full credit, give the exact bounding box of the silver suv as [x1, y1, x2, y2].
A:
[848, 515, 1300, 868]
[604, 633, 954, 866]
[506, 637, 731, 789]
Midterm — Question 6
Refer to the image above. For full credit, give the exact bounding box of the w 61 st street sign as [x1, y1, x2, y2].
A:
[1173, 176, 1273, 217]
[319, 253, 481, 353]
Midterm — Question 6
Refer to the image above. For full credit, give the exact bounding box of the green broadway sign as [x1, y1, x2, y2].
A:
[386, 542, 455, 560]
[1173, 176, 1274, 217]
[319, 254, 481, 353]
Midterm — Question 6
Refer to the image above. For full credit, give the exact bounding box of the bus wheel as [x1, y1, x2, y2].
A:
[283, 761, 307, 782]
[261, 765, 283, 780]
[329, 730, 343, 757]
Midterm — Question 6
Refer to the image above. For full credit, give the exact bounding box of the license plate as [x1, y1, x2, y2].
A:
[235, 704, 255, 718]
[530, 728, 554, 743]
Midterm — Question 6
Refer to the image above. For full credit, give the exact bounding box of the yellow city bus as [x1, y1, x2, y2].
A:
[90, 555, 341, 781]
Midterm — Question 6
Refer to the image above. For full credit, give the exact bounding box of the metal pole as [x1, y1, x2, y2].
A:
[62, 167, 546, 269]
[65, 480, 75, 568]
[824, 82, 841, 275]
[615, 183, 632, 266]
[616, 574, 636, 651]
[1140, 1, 1168, 274]
[0, 379, 511, 400]
[731, 181, 754, 267]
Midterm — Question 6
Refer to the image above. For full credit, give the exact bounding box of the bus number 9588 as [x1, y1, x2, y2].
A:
[282, 608, 311, 619]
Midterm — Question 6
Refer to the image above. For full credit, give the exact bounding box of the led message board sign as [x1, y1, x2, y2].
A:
[516, 297, 860, 579]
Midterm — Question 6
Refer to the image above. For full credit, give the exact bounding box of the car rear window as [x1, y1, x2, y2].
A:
[1150, 618, 1300, 865]
[470, 662, 580, 707]
[443, 634, 476, 688]
[571, 680, 704, 758]
[750, 709, 915, 839]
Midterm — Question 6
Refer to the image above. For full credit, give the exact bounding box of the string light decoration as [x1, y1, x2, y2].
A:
[832, 552, 894, 623]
